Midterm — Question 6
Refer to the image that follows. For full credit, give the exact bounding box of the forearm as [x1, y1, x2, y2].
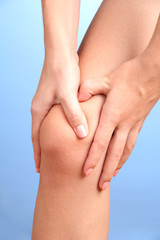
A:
[146, 15, 160, 60]
[137, 14, 160, 98]
[142, 14, 160, 75]
[41, 0, 80, 61]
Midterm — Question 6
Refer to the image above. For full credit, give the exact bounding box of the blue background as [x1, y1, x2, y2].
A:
[0, 0, 159, 239]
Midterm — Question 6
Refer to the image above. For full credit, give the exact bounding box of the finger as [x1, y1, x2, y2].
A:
[78, 77, 110, 102]
[99, 128, 129, 190]
[83, 101, 116, 176]
[31, 109, 42, 173]
[113, 169, 120, 177]
[32, 138, 41, 173]
[115, 119, 144, 171]
[60, 94, 88, 138]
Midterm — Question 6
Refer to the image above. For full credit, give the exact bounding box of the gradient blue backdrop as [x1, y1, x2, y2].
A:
[0, 0, 159, 239]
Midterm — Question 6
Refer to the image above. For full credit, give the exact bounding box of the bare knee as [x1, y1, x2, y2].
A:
[39, 103, 89, 177]
[39, 95, 105, 183]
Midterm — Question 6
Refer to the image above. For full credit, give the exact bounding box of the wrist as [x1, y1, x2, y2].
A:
[43, 51, 79, 76]
[142, 46, 160, 71]
[44, 36, 77, 55]
[44, 25, 78, 59]
[140, 15, 160, 75]
[138, 47, 160, 79]
[137, 49, 160, 99]
[44, 48, 79, 67]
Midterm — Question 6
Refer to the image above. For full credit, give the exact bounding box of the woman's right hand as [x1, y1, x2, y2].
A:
[31, 54, 88, 173]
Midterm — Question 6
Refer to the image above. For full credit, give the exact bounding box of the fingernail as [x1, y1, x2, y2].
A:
[113, 169, 119, 177]
[85, 168, 93, 176]
[76, 124, 87, 138]
[36, 168, 40, 173]
[101, 181, 109, 190]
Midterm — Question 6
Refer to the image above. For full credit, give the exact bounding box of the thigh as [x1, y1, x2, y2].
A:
[78, 0, 160, 82]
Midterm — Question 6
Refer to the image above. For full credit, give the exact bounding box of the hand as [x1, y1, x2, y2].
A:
[78, 53, 160, 190]
[31, 54, 88, 173]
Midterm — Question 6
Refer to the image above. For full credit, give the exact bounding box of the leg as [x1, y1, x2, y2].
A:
[32, 1, 159, 239]
[32, 95, 109, 240]
[78, 0, 160, 79]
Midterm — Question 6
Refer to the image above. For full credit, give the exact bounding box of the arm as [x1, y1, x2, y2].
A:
[31, 0, 88, 173]
[145, 14, 160, 65]
[79, 14, 160, 190]
[42, 0, 80, 59]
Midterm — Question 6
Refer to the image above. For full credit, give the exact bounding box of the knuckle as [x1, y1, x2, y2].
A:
[85, 162, 96, 171]
[118, 164, 123, 170]
[103, 174, 112, 182]
[103, 77, 110, 90]
[30, 100, 40, 115]
[110, 112, 120, 125]
[101, 169, 112, 182]
[30, 100, 35, 114]
[58, 90, 71, 102]
[85, 157, 97, 168]
[119, 162, 125, 170]
[97, 122, 104, 132]
[126, 139, 136, 153]
[108, 177, 112, 182]
[113, 151, 122, 162]
[30, 104, 35, 115]
[58, 92, 66, 102]
[111, 117, 119, 126]
[68, 113, 81, 126]
[117, 161, 124, 169]
[93, 140, 106, 152]
[138, 123, 143, 133]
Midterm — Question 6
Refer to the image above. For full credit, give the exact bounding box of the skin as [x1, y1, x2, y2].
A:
[32, 95, 110, 240]
[31, 0, 88, 174]
[31, 0, 160, 239]
[79, 13, 160, 190]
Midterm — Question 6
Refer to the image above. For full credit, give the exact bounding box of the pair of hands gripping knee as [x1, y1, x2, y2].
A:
[31, 47, 160, 191]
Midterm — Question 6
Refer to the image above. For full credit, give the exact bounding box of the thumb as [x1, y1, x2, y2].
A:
[60, 94, 88, 138]
[78, 77, 110, 102]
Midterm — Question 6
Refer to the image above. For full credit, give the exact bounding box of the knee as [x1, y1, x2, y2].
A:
[39, 95, 105, 180]
[39, 103, 89, 177]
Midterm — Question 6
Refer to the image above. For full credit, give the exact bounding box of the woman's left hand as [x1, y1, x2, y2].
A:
[78, 53, 160, 190]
